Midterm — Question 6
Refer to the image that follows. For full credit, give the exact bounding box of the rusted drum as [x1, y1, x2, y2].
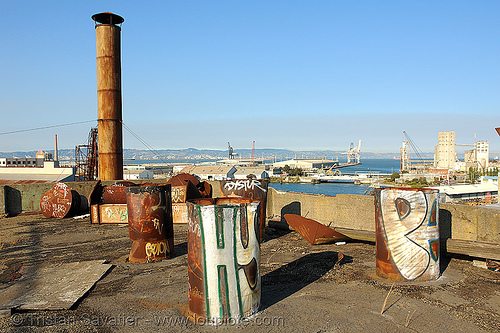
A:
[102, 181, 136, 204]
[220, 179, 268, 242]
[375, 187, 440, 282]
[186, 198, 261, 324]
[40, 182, 87, 218]
[126, 185, 174, 263]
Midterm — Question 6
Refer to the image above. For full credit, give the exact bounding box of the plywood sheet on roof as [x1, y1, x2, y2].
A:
[0, 260, 112, 310]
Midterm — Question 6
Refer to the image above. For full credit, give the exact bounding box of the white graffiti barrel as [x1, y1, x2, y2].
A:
[375, 187, 440, 282]
[186, 197, 261, 324]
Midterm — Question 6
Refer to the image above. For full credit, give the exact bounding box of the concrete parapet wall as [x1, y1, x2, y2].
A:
[2, 181, 500, 244]
[267, 188, 500, 244]
[440, 203, 500, 242]
[266, 187, 375, 231]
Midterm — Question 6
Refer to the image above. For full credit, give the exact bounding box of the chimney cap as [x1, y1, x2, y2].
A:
[91, 12, 124, 25]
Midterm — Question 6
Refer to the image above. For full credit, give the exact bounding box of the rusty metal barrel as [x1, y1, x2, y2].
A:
[220, 179, 268, 242]
[126, 184, 174, 263]
[40, 182, 88, 218]
[186, 197, 261, 324]
[375, 187, 440, 282]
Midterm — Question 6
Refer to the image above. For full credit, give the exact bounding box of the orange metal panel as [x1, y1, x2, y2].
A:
[172, 203, 188, 224]
[99, 204, 128, 224]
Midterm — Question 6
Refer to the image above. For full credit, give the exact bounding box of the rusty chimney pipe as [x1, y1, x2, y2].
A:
[92, 12, 124, 180]
[54, 134, 59, 166]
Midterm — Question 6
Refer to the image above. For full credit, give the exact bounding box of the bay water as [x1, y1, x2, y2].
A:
[127, 158, 402, 196]
[269, 158, 401, 196]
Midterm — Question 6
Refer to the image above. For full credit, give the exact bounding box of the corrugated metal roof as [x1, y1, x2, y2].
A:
[180, 165, 235, 174]
[233, 167, 267, 174]
[0, 173, 74, 184]
[0, 179, 50, 185]
[429, 183, 498, 195]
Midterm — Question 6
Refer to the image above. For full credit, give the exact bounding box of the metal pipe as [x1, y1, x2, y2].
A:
[54, 134, 58, 162]
[92, 12, 124, 180]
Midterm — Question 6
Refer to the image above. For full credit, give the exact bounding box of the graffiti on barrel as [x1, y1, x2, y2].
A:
[126, 185, 174, 263]
[220, 179, 268, 242]
[186, 198, 261, 323]
[375, 188, 440, 282]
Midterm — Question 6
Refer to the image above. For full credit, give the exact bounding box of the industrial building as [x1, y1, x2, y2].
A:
[0, 161, 74, 184]
[272, 159, 337, 171]
[0, 149, 54, 168]
[430, 182, 498, 203]
[434, 131, 456, 169]
[122, 168, 154, 180]
[233, 167, 269, 180]
[475, 140, 490, 170]
[180, 165, 237, 181]
[0, 148, 74, 184]
[433, 131, 491, 172]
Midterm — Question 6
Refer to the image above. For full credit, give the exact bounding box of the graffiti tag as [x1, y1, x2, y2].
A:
[223, 180, 267, 192]
[145, 241, 167, 258]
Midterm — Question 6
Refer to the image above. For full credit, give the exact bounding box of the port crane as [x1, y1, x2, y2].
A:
[402, 131, 427, 170]
[324, 139, 361, 174]
[341, 139, 361, 164]
[228, 142, 238, 159]
[251, 140, 256, 166]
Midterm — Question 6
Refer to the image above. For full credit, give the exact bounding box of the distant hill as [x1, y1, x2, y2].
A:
[0, 148, 435, 161]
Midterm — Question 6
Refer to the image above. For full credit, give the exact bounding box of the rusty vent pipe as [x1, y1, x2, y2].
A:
[92, 12, 124, 180]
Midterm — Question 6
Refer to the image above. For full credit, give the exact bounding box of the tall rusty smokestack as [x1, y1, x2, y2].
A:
[92, 12, 124, 180]
[54, 134, 58, 165]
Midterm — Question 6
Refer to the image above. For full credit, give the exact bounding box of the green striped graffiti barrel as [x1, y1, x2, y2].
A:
[186, 198, 261, 324]
[375, 187, 440, 282]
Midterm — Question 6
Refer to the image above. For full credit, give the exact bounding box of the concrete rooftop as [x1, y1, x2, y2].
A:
[0, 213, 499, 332]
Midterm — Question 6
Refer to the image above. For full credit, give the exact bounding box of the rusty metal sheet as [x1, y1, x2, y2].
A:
[40, 182, 81, 218]
[91, 204, 100, 224]
[167, 173, 211, 202]
[88, 180, 104, 206]
[220, 179, 269, 242]
[167, 173, 200, 187]
[171, 185, 188, 203]
[375, 187, 440, 282]
[197, 181, 212, 198]
[284, 214, 350, 245]
[101, 182, 135, 204]
[172, 203, 188, 224]
[186, 197, 261, 323]
[89, 181, 136, 209]
[0, 260, 112, 311]
[99, 204, 128, 224]
[126, 185, 174, 263]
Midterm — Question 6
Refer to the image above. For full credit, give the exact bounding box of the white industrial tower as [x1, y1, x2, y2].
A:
[434, 131, 456, 169]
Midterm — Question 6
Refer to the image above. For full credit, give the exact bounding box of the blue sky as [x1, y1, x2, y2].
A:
[1, 1, 499, 155]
